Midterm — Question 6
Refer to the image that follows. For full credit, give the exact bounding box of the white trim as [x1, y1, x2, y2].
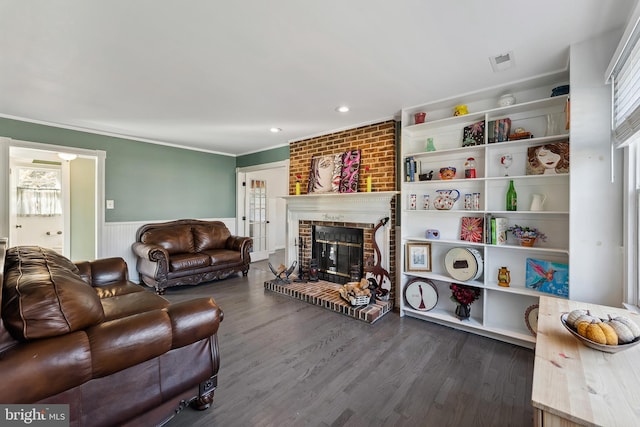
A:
[606, 1, 640, 82]
[0, 114, 236, 158]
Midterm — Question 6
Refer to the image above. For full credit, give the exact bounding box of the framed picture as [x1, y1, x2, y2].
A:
[308, 153, 342, 193]
[525, 258, 569, 297]
[460, 216, 484, 243]
[526, 140, 570, 175]
[405, 242, 432, 272]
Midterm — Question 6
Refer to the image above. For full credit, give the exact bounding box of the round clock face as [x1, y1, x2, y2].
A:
[405, 279, 438, 311]
[525, 304, 539, 336]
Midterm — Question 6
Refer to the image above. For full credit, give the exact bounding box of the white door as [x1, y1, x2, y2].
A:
[246, 177, 269, 261]
[9, 155, 68, 255]
[236, 161, 289, 262]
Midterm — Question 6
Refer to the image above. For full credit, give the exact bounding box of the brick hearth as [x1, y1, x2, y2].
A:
[264, 280, 392, 324]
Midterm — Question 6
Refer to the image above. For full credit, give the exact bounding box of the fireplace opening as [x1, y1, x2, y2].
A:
[312, 225, 364, 284]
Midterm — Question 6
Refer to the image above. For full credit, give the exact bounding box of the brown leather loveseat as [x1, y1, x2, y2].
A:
[132, 219, 252, 294]
[0, 238, 222, 427]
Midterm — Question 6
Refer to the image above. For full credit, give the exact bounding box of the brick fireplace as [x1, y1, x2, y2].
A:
[283, 192, 397, 304]
[284, 120, 399, 305]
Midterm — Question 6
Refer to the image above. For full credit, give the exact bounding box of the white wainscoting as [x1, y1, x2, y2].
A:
[101, 218, 236, 283]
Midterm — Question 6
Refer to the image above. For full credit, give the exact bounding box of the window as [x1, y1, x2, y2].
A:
[608, 3, 640, 308]
[16, 167, 62, 216]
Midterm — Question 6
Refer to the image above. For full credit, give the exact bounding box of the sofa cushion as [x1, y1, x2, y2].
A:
[192, 223, 231, 251]
[140, 225, 195, 254]
[2, 247, 105, 340]
[169, 252, 211, 271]
[202, 249, 242, 265]
[100, 291, 169, 322]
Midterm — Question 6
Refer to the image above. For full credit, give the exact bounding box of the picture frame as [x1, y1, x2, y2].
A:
[405, 242, 432, 272]
[526, 140, 570, 175]
[525, 258, 569, 297]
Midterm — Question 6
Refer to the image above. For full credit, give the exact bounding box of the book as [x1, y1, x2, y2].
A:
[494, 217, 508, 245]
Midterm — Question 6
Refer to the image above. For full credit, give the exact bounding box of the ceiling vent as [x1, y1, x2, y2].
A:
[490, 51, 515, 72]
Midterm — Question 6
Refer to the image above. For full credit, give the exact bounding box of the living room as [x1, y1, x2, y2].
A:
[2, 1, 640, 426]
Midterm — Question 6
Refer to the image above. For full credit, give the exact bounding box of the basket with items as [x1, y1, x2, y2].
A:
[338, 279, 373, 306]
[561, 309, 640, 353]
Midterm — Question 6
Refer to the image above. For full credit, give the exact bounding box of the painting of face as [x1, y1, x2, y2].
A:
[526, 141, 569, 175]
[536, 147, 562, 172]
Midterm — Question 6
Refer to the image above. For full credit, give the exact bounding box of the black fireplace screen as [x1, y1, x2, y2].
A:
[312, 225, 364, 284]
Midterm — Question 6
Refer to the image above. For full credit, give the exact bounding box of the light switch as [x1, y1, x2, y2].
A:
[106, 200, 115, 209]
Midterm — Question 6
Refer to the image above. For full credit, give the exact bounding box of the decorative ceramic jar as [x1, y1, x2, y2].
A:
[498, 93, 516, 107]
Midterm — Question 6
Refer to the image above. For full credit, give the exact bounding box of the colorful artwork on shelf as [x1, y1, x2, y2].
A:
[462, 120, 485, 147]
[307, 150, 361, 194]
[340, 149, 361, 193]
[526, 140, 570, 175]
[525, 258, 569, 297]
[460, 216, 484, 243]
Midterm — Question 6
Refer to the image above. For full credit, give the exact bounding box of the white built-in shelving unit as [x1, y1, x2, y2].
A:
[400, 85, 570, 348]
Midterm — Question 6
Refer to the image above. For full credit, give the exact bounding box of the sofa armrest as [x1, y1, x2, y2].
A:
[75, 257, 130, 286]
[166, 297, 223, 349]
[132, 242, 170, 280]
[226, 236, 252, 260]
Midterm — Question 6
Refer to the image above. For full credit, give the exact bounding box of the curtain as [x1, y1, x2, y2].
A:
[17, 187, 62, 216]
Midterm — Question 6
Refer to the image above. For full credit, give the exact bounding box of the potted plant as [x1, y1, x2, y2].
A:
[507, 224, 548, 247]
[450, 284, 481, 320]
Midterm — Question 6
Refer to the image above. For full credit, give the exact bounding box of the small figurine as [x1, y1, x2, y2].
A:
[498, 266, 511, 287]
[453, 104, 468, 116]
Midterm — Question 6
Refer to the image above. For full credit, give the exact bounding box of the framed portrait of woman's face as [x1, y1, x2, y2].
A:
[526, 140, 569, 175]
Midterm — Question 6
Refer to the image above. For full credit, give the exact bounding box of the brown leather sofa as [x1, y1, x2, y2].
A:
[132, 219, 252, 294]
[0, 238, 222, 427]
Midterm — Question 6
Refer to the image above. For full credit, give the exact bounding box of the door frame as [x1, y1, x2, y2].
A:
[236, 159, 289, 260]
[0, 137, 106, 258]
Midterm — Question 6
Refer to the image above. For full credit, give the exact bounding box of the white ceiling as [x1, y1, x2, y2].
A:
[0, 1, 636, 156]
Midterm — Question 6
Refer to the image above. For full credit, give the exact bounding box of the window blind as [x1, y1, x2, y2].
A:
[612, 19, 640, 147]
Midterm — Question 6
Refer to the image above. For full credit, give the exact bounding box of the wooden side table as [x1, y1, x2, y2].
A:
[532, 296, 640, 426]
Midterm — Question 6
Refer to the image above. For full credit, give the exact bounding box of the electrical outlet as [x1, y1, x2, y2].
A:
[106, 200, 115, 209]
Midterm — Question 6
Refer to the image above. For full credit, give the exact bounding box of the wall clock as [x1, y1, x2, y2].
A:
[404, 278, 438, 311]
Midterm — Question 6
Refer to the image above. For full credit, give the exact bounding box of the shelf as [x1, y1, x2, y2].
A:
[403, 236, 568, 254]
[402, 271, 483, 288]
[404, 236, 485, 247]
[402, 307, 536, 346]
[486, 244, 569, 254]
[485, 173, 568, 181]
[403, 95, 569, 136]
[402, 306, 483, 329]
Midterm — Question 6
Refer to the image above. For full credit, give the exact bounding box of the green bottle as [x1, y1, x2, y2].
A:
[506, 180, 517, 211]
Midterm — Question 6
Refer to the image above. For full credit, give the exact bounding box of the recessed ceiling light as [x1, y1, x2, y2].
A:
[270, 127, 282, 133]
[335, 106, 350, 113]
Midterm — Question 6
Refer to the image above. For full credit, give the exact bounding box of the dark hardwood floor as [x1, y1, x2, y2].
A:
[164, 257, 534, 427]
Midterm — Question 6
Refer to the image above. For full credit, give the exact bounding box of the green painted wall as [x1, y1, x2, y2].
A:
[0, 117, 237, 221]
[236, 145, 289, 168]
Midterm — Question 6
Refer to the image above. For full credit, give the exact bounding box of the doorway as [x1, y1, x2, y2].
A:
[1, 138, 104, 261]
[236, 160, 288, 262]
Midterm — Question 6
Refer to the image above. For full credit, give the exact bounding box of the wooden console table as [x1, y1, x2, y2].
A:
[532, 296, 640, 426]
